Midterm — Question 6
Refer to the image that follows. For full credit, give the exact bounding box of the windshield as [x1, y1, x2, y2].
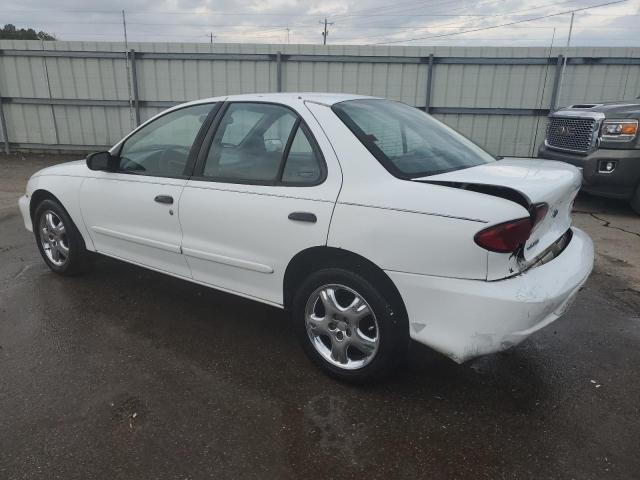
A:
[332, 99, 496, 178]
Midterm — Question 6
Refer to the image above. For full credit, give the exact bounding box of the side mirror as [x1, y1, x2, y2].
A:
[86, 151, 116, 171]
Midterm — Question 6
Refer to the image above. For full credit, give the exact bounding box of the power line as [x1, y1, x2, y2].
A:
[327, 0, 582, 33]
[330, 0, 445, 18]
[331, 0, 583, 42]
[331, 0, 466, 20]
[333, 0, 478, 29]
[372, 0, 627, 44]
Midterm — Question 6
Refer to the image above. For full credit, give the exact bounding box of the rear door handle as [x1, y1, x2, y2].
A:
[288, 212, 317, 223]
[154, 195, 174, 204]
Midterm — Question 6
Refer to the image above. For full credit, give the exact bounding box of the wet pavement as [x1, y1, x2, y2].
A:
[1, 156, 640, 479]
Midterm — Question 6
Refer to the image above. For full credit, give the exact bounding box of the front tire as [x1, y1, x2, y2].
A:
[292, 268, 408, 382]
[34, 198, 89, 276]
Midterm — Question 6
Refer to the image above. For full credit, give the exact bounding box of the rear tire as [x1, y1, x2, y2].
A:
[34, 198, 90, 276]
[630, 183, 640, 216]
[292, 268, 409, 382]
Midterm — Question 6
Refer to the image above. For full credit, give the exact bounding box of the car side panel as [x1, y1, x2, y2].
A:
[327, 203, 488, 280]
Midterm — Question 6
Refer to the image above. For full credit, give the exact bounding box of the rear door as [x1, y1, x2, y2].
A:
[179, 101, 342, 305]
[80, 103, 217, 277]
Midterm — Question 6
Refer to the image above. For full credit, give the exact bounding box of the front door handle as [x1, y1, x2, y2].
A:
[288, 212, 317, 223]
[154, 195, 174, 204]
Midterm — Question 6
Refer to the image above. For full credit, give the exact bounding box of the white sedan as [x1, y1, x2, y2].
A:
[18, 93, 594, 381]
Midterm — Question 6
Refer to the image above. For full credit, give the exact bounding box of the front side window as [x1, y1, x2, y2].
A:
[332, 99, 495, 178]
[118, 103, 214, 177]
[202, 103, 323, 185]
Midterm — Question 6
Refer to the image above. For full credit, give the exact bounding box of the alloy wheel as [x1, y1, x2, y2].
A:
[304, 284, 380, 370]
[39, 210, 69, 267]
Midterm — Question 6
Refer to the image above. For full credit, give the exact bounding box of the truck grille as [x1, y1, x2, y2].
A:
[546, 117, 597, 153]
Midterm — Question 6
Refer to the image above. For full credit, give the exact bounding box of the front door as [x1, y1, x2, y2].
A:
[80, 103, 216, 277]
[179, 101, 342, 305]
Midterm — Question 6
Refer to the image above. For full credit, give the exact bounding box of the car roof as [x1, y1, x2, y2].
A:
[185, 92, 380, 107]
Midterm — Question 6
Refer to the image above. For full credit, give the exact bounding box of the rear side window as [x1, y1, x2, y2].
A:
[281, 124, 322, 184]
[332, 99, 495, 178]
[201, 102, 324, 185]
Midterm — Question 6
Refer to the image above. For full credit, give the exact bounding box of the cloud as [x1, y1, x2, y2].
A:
[1, 0, 638, 46]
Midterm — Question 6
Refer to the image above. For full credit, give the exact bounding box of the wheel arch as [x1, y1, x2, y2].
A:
[29, 189, 62, 221]
[29, 188, 92, 251]
[283, 246, 408, 318]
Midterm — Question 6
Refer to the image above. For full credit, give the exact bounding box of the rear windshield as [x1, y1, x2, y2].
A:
[332, 99, 495, 178]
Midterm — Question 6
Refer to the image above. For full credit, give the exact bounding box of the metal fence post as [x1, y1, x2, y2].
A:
[0, 54, 10, 153]
[549, 54, 564, 111]
[0, 97, 9, 154]
[129, 49, 141, 126]
[425, 54, 434, 113]
[276, 51, 282, 93]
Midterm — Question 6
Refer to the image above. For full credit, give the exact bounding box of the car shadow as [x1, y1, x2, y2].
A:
[63, 255, 552, 406]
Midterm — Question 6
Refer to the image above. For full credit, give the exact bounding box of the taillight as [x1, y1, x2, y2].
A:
[474, 218, 533, 253]
[474, 203, 549, 253]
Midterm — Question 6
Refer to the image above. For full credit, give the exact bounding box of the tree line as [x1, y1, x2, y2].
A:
[0, 24, 56, 40]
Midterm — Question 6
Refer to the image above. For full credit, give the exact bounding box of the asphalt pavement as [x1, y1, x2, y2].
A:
[1, 154, 639, 479]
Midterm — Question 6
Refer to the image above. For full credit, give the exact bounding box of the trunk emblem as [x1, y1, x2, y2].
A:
[552, 209, 559, 218]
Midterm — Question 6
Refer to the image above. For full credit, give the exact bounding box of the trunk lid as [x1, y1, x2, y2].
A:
[413, 157, 582, 262]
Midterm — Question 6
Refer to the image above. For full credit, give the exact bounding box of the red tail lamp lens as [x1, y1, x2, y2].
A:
[474, 218, 533, 253]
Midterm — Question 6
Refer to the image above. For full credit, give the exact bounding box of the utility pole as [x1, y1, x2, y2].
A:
[122, 9, 129, 49]
[320, 18, 333, 45]
[286, 25, 290, 44]
[209, 32, 216, 44]
[122, 9, 134, 129]
[38, 33, 59, 145]
[555, 11, 575, 109]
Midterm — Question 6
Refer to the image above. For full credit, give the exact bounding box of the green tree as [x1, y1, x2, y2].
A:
[0, 24, 56, 40]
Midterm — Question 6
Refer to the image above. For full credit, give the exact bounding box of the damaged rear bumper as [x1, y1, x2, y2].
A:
[387, 227, 594, 363]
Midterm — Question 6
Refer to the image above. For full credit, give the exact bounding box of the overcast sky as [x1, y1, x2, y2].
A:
[2, 0, 639, 47]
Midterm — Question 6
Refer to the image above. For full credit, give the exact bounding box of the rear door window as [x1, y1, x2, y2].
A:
[200, 103, 325, 185]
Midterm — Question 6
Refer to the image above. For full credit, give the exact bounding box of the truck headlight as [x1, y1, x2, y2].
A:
[600, 119, 638, 141]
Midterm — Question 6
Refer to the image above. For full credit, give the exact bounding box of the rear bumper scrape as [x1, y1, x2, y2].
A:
[387, 227, 594, 363]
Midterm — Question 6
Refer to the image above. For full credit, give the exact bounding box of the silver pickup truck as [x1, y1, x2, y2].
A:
[538, 101, 640, 214]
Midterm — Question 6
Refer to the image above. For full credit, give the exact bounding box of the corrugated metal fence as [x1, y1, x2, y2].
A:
[0, 40, 639, 157]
